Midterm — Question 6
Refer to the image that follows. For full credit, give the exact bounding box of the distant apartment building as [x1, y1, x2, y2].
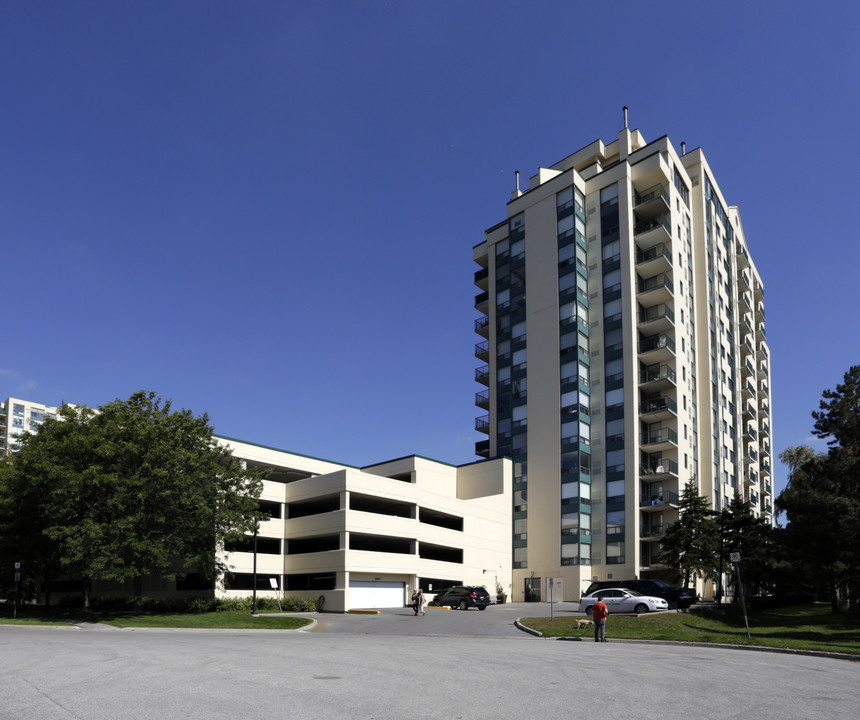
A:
[0, 397, 60, 453]
[473, 118, 773, 602]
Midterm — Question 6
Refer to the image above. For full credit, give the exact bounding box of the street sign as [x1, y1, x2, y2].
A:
[730, 552, 741, 563]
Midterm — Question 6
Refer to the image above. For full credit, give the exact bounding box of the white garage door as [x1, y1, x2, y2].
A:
[348, 581, 405, 609]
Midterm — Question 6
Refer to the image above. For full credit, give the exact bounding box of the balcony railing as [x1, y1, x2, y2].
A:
[640, 428, 678, 446]
[634, 214, 671, 237]
[635, 243, 672, 267]
[640, 396, 677, 415]
[475, 316, 489, 333]
[640, 490, 679, 506]
[638, 303, 674, 325]
[633, 183, 670, 208]
[640, 524, 667, 539]
[638, 334, 675, 354]
[475, 415, 489, 432]
[639, 365, 676, 385]
[640, 459, 679, 476]
[637, 273, 673, 295]
[475, 365, 489, 383]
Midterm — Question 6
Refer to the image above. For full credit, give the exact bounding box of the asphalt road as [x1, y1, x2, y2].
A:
[1, 604, 857, 720]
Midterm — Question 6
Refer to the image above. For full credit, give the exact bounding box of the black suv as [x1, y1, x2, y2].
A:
[583, 579, 697, 609]
[429, 586, 491, 610]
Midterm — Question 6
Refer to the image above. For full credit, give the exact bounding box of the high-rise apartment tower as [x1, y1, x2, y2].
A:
[473, 120, 773, 602]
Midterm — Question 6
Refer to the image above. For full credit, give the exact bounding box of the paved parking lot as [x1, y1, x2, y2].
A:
[2, 618, 858, 720]
[308, 600, 579, 637]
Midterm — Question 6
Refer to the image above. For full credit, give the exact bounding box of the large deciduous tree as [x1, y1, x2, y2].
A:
[0, 391, 264, 610]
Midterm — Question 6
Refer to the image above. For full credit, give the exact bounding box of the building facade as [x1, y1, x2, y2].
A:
[218, 438, 512, 612]
[473, 122, 773, 602]
[0, 397, 60, 454]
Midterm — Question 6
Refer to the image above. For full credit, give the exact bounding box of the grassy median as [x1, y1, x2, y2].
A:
[520, 603, 860, 656]
[1, 609, 312, 630]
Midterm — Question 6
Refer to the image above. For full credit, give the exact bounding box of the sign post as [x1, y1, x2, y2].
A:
[731, 552, 751, 639]
[547, 577, 563, 620]
[14, 562, 21, 619]
[269, 577, 282, 612]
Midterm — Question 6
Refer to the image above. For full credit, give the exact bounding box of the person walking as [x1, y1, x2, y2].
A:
[416, 588, 426, 616]
[592, 595, 608, 642]
[411, 588, 420, 615]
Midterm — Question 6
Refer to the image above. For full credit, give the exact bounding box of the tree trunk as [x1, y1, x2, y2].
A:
[82, 578, 91, 611]
[830, 580, 841, 614]
[133, 576, 143, 614]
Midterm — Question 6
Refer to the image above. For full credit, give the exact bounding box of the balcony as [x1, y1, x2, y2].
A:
[754, 280, 764, 299]
[475, 389, 489, 410]
[640, 489, 680, 508]
[474, 266, 489, 290]
[638, 303, 675, 333]
[745, 447, 759, 465]
[638, 333, 676, 364]
[475, 340, 489, 361]
[747, 425, 758, 441]
[633, 214, 672, 248]
[637, 273, 674, 305]
[635, 242, 672, 276]
[756, 324, 767, 343]
[640, 458, 678, 479]
[743, 358, 756, 378]
[633, 183, 670, 215]
[640, 523, 667, 541]
[475, 365, 490, 385]
[741, 290, 752, 311]
[640, 427, 678, 452]
[745, 470, 758, 487]
[756, 301, 766, 321]
[475, 315, 489, 337]
[640, 395, 677, 420]
[742, 380, 755, 399]
[739, 269, 751, 290]
[475, 439, 489, 458]
[639, 365, 676, 390]
[475, 415, 490, 434]
[475, 290, 489, 314]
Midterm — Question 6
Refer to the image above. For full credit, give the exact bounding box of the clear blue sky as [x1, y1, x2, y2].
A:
[2, 1, 858, 499]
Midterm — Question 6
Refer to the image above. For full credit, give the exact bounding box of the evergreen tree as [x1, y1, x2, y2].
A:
[659, 482, 719, 588]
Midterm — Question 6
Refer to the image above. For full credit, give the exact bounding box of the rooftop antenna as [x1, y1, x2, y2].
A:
[515, 170, 520, 193]
[623, 105, 628, 129]
[681, 141, 686, 156]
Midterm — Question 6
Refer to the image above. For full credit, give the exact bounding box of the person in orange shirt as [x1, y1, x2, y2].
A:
[592, 595, 608, 642]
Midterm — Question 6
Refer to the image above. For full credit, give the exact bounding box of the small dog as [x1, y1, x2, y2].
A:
[576, 619, 594, 629]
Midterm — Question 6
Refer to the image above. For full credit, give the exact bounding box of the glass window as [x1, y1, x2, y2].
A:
[603, 269, 621, 290]
[605, 388, 624, 408]
[512, 349, 527, 369]
[600, 184, 618, 207]
[606, 479, 625, 498]
[606, 510, 625, 533]
[561, 421, 578, 443]
[606, 418, 624, 441]
[561, 482, 579, 500]
[512, 321, 526, 340]
[604, 298, 621, 320]
[606, 449, 625, 472]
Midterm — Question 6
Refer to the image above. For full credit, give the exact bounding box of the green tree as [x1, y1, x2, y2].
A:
[777, 445, 859, 613]
[0, 391, 265, 611]
[659, 482, 719, 589]
[721, 493, 776, 600]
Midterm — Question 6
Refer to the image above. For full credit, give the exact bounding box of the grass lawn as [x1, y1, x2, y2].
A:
[521, 603, 860, 656]
[1, 609, 312, 631]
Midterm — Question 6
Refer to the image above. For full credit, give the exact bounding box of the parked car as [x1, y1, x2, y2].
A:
[428, 586, 491, 610]
[583, 579, 697, 609]
[579, 588, 668, 615]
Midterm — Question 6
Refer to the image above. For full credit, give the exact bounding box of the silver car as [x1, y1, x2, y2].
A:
[579, 587, 669, 615]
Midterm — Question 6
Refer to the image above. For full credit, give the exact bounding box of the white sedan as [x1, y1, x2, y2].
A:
[579, 588, 669, 615]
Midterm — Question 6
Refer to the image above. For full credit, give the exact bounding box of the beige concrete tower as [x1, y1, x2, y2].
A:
[473, 120, 773, 602]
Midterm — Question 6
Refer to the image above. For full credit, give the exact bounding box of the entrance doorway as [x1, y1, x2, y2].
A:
[524, 577, 541, 602]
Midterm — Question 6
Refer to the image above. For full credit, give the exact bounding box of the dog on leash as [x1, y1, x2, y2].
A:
[577, 618, 594, 629]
